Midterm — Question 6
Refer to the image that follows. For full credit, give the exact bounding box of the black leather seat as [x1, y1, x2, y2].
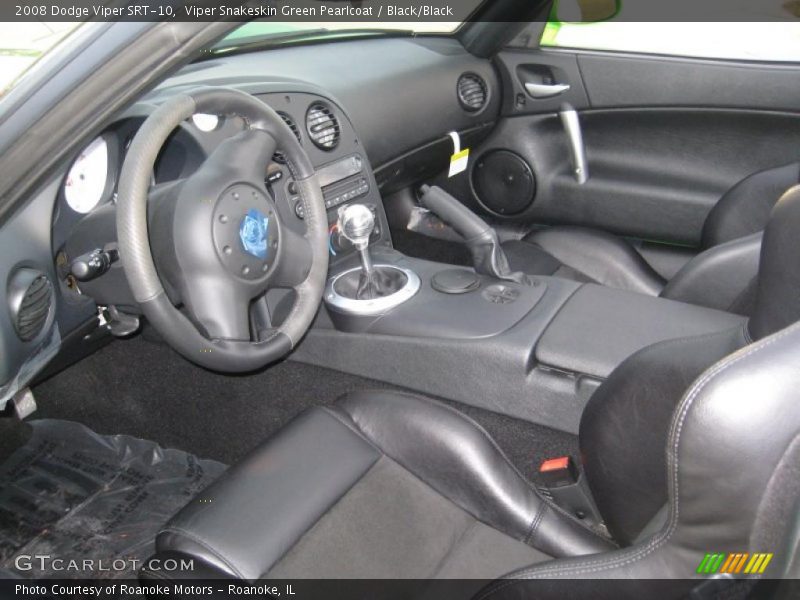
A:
[143, 186, 800, 596]
[502, 163, 800, 315]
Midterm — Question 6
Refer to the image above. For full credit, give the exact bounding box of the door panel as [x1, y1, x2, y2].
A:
[447, 49, 800, 247]
[578, 52, 800, 111]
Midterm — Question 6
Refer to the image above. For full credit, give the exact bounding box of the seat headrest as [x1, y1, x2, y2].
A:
[749, 184, 800, 340]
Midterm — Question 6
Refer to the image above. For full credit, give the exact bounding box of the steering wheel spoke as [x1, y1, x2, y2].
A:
[182, 276, 253, 341]
[271, 227, 313, 288]
[249, 295, 274, 340]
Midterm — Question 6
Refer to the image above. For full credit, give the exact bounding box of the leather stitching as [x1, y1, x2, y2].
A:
[524, 503, 547, 546]
[475, 322, 798, 595]
[743, 321, 754, 344]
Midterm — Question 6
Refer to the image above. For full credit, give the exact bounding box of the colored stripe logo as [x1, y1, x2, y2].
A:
[697, 552, 773, 575]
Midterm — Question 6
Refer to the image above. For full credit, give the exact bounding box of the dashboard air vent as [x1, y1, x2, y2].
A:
[272, 112, 302, 164]
[9, 269, 53, 342]
[457, 73, 488, 112]
[306, 103, 340, 151]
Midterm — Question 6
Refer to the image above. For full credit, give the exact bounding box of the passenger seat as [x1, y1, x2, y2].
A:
[502, 163, 800, 315]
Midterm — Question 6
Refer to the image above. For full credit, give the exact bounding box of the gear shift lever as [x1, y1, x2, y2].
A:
[336, 204, 407, 300]
[339, 204, 376, 277]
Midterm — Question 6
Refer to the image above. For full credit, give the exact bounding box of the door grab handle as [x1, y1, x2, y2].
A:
[524, 82, 571, 99]
[559, 103, 589, 185]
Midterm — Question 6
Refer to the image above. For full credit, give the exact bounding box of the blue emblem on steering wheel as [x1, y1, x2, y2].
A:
[239, 209, 270, 259]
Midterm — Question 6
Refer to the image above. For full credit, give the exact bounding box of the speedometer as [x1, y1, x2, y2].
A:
[64, 137, 109, 214]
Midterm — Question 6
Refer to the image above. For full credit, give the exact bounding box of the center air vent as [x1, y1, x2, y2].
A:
[306, 103, 340, 151]
[8, 269, 53, 342]
[273, 112, 302, 164]
[457, 73, 488, 112]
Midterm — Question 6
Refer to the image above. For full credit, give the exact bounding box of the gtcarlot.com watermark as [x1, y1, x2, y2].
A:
[14, 553, 193, 574]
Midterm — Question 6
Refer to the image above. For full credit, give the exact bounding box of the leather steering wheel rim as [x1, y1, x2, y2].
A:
[116, 87, 328, 372]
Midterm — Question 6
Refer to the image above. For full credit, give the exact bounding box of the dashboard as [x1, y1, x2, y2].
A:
[0, 35, 500, 404]
[55, 88, 393, 311]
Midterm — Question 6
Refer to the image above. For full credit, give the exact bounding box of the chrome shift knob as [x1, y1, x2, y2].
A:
[338, 204, 376, 277]
[339, 204, 375, 250]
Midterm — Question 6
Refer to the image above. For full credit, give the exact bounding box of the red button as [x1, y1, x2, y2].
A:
[540, 457, 570, 473]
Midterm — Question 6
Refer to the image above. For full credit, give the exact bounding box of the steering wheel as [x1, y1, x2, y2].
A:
[116, 87, 328, 372]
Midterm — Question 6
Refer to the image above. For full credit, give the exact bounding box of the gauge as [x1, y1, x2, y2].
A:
[64, 137, 109, 214]
[192, 113, 220, 132]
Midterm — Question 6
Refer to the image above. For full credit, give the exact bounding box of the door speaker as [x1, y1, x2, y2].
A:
[471, 150, 535, 216]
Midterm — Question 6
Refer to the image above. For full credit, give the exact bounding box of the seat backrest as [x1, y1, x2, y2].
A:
[660, 232, 761, 315]
[660, 164, 800, 314]
[578, 185, 800, 546]
[701, 162, 800, 249]
[479, 320, 800, 598]
[748, 184, 800, 341]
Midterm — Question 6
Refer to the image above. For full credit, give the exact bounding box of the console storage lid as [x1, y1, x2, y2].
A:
[535, 284, 747, 379]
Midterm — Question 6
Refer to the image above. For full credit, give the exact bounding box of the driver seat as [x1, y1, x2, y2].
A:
[142, 186, 800, 596]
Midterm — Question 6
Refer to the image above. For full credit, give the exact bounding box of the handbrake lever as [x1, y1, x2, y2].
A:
[419, 185, 527, 285]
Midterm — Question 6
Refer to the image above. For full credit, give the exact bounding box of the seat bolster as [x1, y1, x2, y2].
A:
[333, 390, 615, 558]
[660, 232, 762, 313]
[701, 162, 800, 248]
[525, 227, 665, 295]
[155, 407, 381, 580]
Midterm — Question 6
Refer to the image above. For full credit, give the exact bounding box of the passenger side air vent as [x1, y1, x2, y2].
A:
[272, 112, 302, 164]
[457, 73, 488, 112]
[306, 103, 340, 151]
[8, 269, 53, 342]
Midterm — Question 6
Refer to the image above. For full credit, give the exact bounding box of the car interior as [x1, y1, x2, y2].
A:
[0, 4, 799, 598]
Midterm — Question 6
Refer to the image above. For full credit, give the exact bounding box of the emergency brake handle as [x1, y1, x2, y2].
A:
[418, 185, 527, 285]
[419, 184, 492, 242]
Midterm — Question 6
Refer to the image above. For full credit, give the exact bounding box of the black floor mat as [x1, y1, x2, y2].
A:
[0, 419, 225, 579]
[32, 333, 400, 466]
[0, 419, 31, 466]
[33, 334, 578, 484]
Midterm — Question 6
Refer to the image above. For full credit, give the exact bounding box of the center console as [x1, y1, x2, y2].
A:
[291, 192, 745, 435]
[296, 246, 744, 434]
[276, 100, 746, 435]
